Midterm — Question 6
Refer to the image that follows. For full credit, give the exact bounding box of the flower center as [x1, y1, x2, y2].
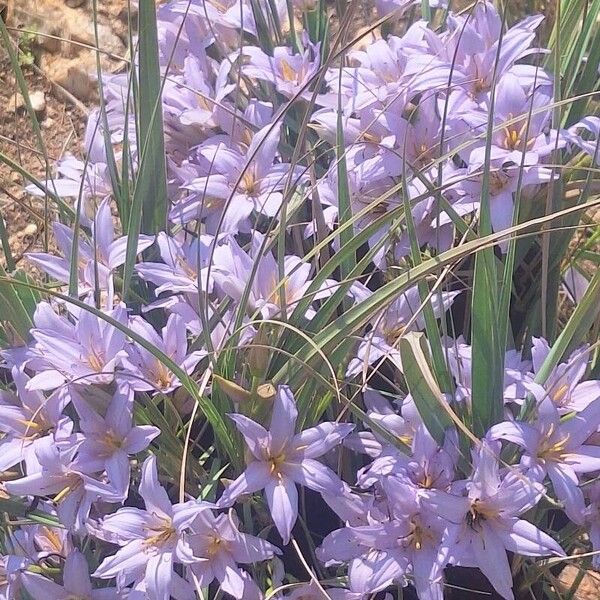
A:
[537, 425, 570, 461]
[144, 516, 176, 549]
[101, 430, 123, 452]
[206, 533, 229, 558]
[279, 58, 299, 83]
[383, 323, 406, 346]
[504, 127, 521, 150]
[466, 499, 498, 530]
[268, 452, 287, 476]
[242, 171, 258, 196]
[176, 256, 198, 280]
[155, 363, 173, 389]
[87, 347, 106, 373]
[551, 383, 569, 407]
[415, 142, 435, 166]
[489, 170, 509, 194]
[401, 517, 435, 551]
[418, 471, 437, 489]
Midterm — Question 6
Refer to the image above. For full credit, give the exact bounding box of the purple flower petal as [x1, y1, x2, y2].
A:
[217, 461, 272, 508]
[265, 476, 298, 545]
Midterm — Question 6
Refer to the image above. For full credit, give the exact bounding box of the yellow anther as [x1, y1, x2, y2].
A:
[87, 349, 105, 373]
[383, 323, 407, 346]
[552, 384, 569, 405]
[242, 172, 257, 195]
[53, 486, 72, 504]
[16, 419, 41, 430]
[268, 453, 286, 475]
[280, 59, 297, 82]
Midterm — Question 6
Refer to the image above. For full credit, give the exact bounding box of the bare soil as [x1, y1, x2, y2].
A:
[0, 0, 127, 270]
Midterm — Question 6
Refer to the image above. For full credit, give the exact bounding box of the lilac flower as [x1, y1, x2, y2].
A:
[241, 39, 321, 99]
[93, 456, 209, 600]
[567, 116, 600, 164]
[487, 76, 560, 162]
[488, 394, 600, 523]
[12, 519, 70, 565]
[188, 509, 280, 599]
[69, 383, 160, 496]
[530, 337, 599, 413]
[171, 125, 303, 230]
[150, 300, 256, 358]
[277, 580, 370, 599]
[327, 33, 457, 116]
[217, 385, 353, 544]
[318, 522, 406, 596]
[358, 423, 458, 492]
[22, 549, 120, 600]
[347, 286, 460, 378]
[25, 302, 128, 390]
[168, 0, 288, 45]
[4, 436, 120, 531]
[0, 520, 60, 599]
[120, 314, 203, 393]
[0, 366, 70, 473]
[426, 442, 564, 600]
[440, 2, 548, 99]
[24, 108, 118, 225]
[319, 477, 451, 599]
[344, 389, 419, 459]
[457, 146, 553, 237]
[307, 164, 402, 268]
[581, 482, 600, 569]
[25, 223, 109, 299]
[162, 50, 235, 141]
[440, 335, 532, 406]
[135, 231, 215, 296]
[212, 235, 335, 319]
[27, 199, 153, 303]
[26, 155, 113, 220]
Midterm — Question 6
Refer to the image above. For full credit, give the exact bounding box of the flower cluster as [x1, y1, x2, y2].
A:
[3, 0, 600, 599]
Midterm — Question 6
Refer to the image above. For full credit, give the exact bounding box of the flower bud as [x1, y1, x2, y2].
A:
[247, 323, 274, 379]
[213, 374, 252, 404]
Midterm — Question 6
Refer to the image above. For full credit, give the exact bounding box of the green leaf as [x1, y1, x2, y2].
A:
[122, 2, 168, 299]
[137, 2, 168, 233]
[335, 59, 356, 293]
[0, 264, 34, 345]
[469, 12, 507, 437]
[399, 333, 453, 444]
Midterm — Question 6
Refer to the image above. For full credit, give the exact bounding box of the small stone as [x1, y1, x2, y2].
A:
[22, 224, 38, 237]
[29, 91, 46, 115]
[42, 117, 55, 129]
[11, 91, 45, 116]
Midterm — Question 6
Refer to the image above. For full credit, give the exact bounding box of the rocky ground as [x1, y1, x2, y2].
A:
[0, 0, 127, 267]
